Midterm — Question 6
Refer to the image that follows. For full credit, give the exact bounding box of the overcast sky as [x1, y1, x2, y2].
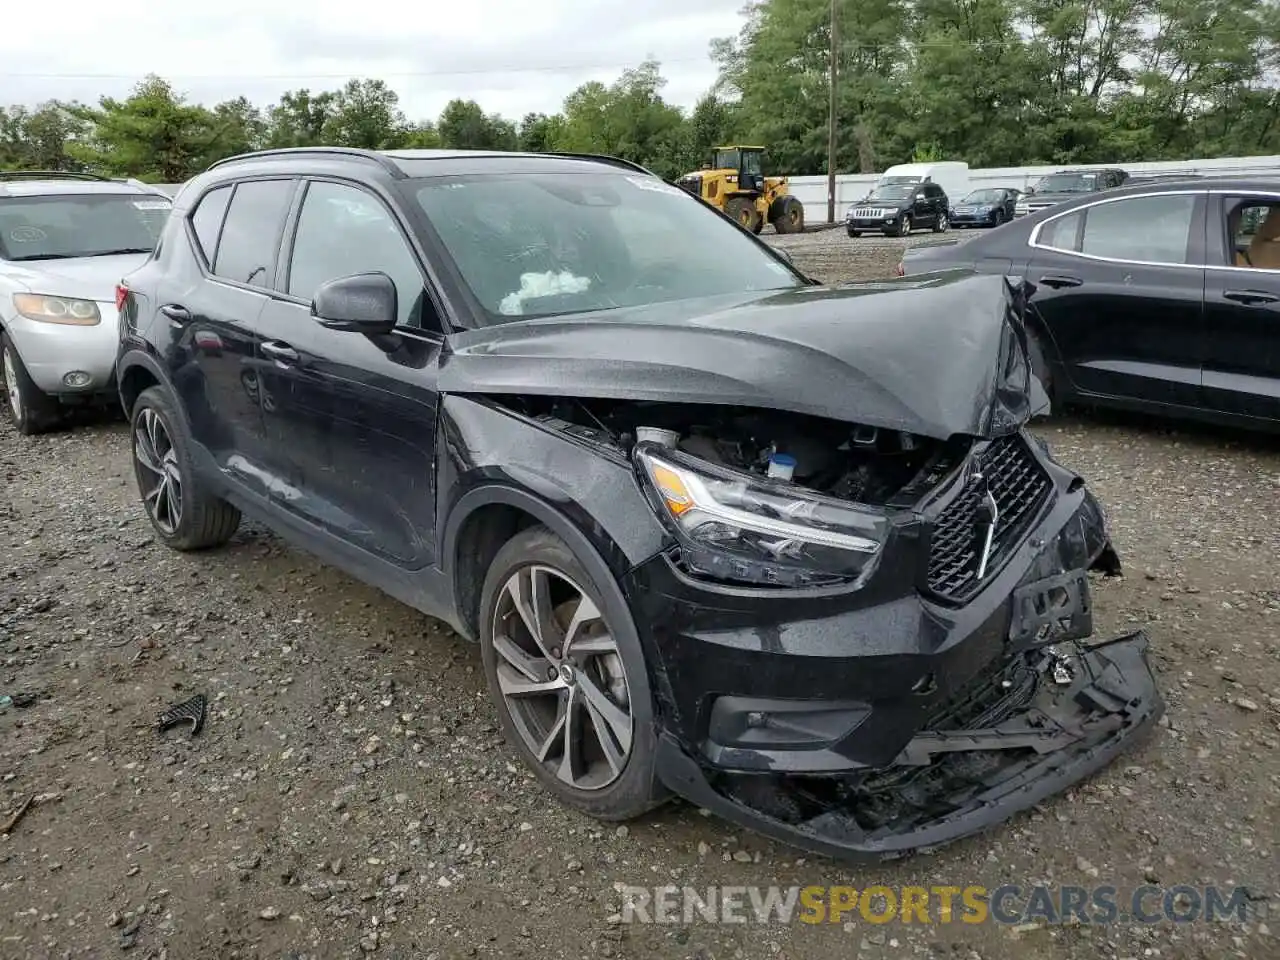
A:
[3, 1, 747, 121]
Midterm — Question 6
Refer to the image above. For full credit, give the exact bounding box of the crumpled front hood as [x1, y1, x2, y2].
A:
[3, 253, 151, 301]
[441, 271, 1035, 440]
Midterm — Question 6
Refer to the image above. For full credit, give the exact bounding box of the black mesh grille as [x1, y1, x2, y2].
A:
[926, 434, 1051, 600]
[846, 656, 1043, 811]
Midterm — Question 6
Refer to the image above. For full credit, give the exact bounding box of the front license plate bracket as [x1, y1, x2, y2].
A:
[1009, 569, 1092, 647]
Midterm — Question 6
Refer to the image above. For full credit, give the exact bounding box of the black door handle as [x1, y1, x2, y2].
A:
[160, 303, 191, 323]
[1222, 289, 1280, 305]
[261, 341, 299, 364]
[1039, 275, 1083, 289]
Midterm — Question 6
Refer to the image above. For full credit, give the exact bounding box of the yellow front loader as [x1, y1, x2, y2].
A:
[675, 146, 805, 235]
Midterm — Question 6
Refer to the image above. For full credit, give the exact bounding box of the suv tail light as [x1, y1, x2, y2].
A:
[115, 283, 128, 312]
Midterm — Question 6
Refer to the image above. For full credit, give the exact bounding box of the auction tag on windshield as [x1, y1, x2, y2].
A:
[132, 200, 171, 210]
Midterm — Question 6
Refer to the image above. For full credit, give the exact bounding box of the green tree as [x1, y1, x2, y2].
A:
[323, 79, 410, 149]
[518, 112, 565, 152]
[1109, 0, 1273, 159]
[6, 12, 1280, 187]
[713, 0, 911, 175]
[684, 93, 741, 170]
[0, 102, 88, 170]
[66, 76, 219, 182]
[438, 99, 518, 150]
[264, 89, 337, 148]
[555, 61, 689, 177]
[404, 122, 443, 148]
[206, 97, 266, 160]
[903, 0, 1041, 167]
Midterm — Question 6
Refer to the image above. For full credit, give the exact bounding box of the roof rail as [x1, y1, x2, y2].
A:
[541, 152, 655, 175]
[207, 147, 404, 176]
[0, 170, 113, 182]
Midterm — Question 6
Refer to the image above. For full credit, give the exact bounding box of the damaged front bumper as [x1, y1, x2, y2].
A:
[628, 442, 1164, 861]
[655, 630, 1161, 861]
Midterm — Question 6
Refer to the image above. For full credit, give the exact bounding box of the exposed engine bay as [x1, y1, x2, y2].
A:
[496, 395, 971, 508]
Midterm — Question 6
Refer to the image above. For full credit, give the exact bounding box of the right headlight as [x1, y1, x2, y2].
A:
[634, 442, 890, 588]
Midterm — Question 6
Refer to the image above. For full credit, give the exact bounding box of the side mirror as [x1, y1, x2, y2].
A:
[916, 193, 927, 200]
[312, 272, 397, 334]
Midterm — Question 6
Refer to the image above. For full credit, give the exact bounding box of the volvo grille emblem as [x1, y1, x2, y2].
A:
[971, 471, 999, 580]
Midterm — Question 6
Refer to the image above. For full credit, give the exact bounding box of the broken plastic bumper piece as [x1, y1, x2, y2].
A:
[656, 630, 1163, 862]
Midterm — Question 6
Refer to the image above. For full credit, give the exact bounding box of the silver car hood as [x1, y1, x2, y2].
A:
[4, 253, 153, 301]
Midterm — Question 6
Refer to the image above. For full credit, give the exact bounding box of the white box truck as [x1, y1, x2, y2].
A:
[876, 162, 971, 208]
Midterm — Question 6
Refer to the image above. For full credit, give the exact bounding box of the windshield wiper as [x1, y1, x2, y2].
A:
[7, 247, 153, 262]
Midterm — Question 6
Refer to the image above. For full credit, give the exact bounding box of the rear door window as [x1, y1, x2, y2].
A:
[1079, 195, 1196, 263]
[212, 179, 295, 288]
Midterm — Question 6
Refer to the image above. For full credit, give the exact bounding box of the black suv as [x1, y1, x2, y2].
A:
[1015, 168, 1129, 217]
[846, 181, 950, 237]
[114, 147, 1161, 861]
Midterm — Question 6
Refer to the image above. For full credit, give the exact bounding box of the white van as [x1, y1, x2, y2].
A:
[876, 162, 970, 209]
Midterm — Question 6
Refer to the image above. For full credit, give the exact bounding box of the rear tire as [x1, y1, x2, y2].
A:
[933, 212, 949, 233]
[1, 333, 61, 435]
[130, 385, 241, 550]
[479, 525, 666, 822]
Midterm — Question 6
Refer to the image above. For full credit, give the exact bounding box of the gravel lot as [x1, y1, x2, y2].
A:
[2, 228, 1278, 959]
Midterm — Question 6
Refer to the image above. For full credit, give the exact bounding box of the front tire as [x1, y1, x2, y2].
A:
[892, 214, 912, 237]
[1, 334, 61, 435]
[130, 385, 241, 550]
[479, 526, 664, 821]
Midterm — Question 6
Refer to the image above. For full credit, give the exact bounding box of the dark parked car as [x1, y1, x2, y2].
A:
[950, 187, 1020, 228]
[902, 176, 1280, 431]
[846, 182, 950, 237]
[115, 147, 1160, 861]
[1014, 168, 1128, 218]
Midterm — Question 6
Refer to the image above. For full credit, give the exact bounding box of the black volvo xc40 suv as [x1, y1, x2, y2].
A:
[114, 147, 1162, 861]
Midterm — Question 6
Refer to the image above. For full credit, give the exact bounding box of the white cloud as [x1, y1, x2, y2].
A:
[1, 0, 746, 121]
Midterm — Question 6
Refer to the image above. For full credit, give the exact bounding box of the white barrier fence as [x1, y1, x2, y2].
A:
[787, 155, 1280, 222]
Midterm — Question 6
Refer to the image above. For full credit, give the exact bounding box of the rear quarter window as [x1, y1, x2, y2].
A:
[189, 186, 232, 264]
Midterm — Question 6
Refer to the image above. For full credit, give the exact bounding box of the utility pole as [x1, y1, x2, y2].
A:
[827, 0, 839, 224]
